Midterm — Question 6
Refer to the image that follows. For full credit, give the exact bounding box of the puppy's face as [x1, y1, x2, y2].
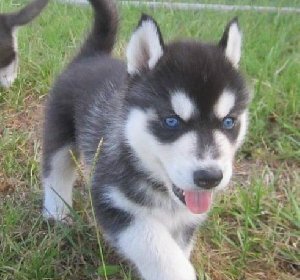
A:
[124, 15, 250, 214]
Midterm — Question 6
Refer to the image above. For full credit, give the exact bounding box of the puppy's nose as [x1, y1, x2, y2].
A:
[193, 169, 223, 189]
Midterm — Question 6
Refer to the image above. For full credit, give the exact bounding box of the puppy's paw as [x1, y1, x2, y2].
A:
[0, 77, 14, 89]
[42, 207, 73, 225]
[166, 262, 197, 280]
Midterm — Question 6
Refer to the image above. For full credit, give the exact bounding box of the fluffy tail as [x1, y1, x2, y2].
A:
[5, 0, 49, 27]
[77, 0, 118, 59]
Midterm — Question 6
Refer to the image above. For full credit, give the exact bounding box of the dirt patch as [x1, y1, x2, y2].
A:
[2, 95, 44, 137]
[0, 95, 44, 193]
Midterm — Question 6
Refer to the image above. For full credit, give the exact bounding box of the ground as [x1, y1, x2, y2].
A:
[0, 1, 299, 280]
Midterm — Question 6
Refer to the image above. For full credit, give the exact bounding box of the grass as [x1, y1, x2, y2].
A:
[0, 0, 299, 279]
[124, 0, 300, 8]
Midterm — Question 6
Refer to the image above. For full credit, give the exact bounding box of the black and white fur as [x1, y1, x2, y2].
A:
[0, 0, 49, 88]
[42, 1, 250, 279]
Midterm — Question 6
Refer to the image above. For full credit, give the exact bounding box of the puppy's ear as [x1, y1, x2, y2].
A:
[219, 18, 242, 68]
[126, 14, 164, 75]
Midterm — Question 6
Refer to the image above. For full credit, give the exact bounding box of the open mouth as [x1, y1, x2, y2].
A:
[172, 185, 213, 214]
[172, 185, 185, 204]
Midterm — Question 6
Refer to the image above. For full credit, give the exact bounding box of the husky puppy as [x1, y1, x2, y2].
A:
[43, 0, 250, 279]
[0, 0, 49, 88]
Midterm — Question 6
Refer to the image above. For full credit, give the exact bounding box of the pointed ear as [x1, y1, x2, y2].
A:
[219, 18, 242, 68]
[126, 14, 164, 75]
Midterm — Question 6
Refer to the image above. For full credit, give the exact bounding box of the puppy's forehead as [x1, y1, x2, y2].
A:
[157, 42, 246, 116]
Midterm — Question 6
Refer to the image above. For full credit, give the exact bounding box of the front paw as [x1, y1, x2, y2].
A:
[162, 262, 197, 280]
[42, 207, 73, 225]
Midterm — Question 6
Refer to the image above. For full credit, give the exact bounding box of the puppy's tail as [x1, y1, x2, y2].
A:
[6, 0, 49, 27]
[77, 0, 118, 59]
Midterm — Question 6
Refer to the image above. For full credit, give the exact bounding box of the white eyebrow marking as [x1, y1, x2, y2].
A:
[171, 90, 195, 121]
[214, 90, 235, 119]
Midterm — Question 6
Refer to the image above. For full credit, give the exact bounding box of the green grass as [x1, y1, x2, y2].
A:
[0, 0, 299, 279]
[124, 0, 300, 8]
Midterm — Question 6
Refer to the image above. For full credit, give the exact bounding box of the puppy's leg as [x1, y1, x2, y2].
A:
[180, 226, 197, 259]
[43, 145, 77, 220]
[42, 100, 76, 221]
[117, 217, 197, 280]
[0, 58, 18, 89]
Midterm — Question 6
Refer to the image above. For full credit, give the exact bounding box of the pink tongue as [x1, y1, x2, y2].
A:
[184, 191, 213, 214]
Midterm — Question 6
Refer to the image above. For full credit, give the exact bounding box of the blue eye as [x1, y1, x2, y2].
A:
[223, 117, 235, 129]
[164, 116, 180, 129]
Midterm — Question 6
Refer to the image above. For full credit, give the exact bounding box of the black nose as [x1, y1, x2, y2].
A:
[193, 169, 223, 189]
